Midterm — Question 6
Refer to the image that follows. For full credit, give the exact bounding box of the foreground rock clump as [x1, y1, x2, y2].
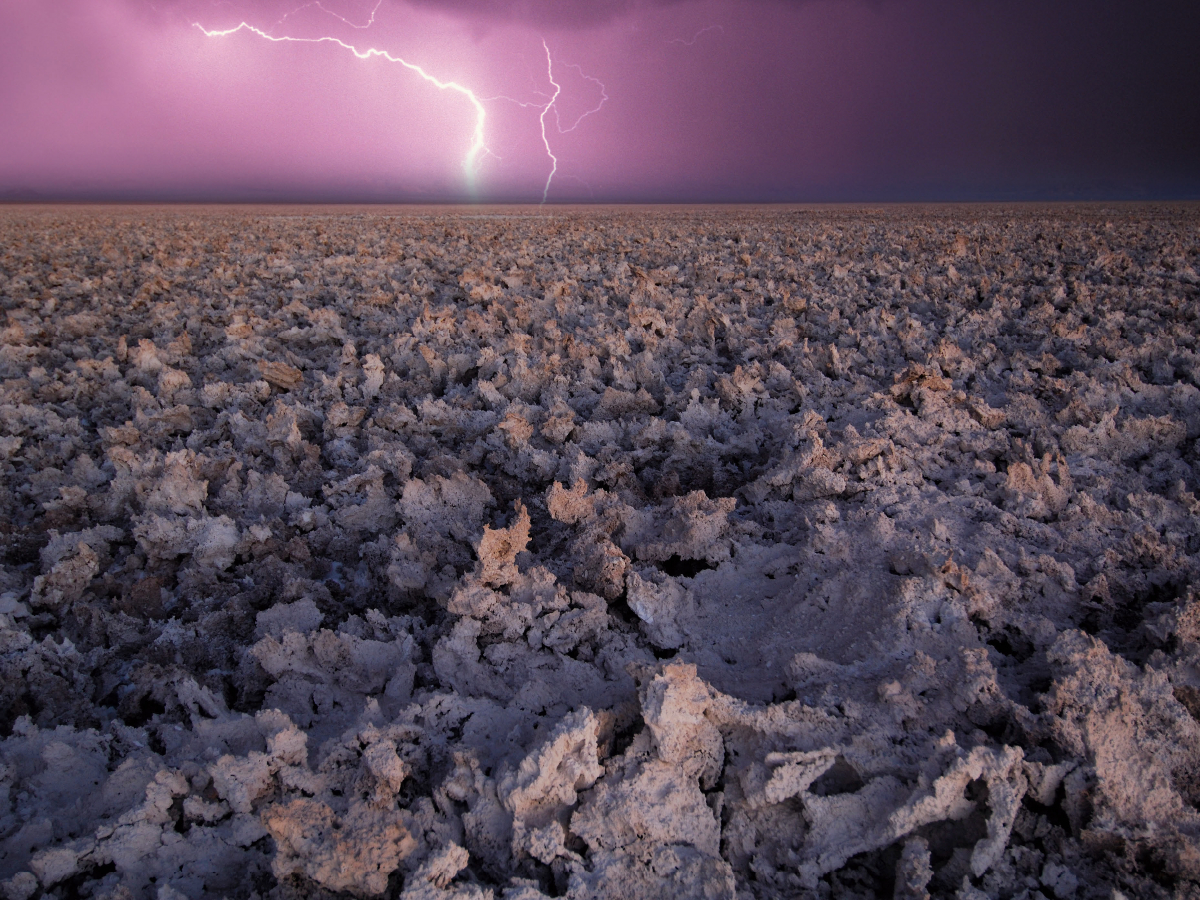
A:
[1, 204, 1199, 899]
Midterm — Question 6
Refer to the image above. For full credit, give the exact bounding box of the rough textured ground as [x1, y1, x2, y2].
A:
[0, 204, 1198, 900]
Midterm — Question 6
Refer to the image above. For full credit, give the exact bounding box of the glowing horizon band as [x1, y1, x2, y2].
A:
[192, 19, 489, 195]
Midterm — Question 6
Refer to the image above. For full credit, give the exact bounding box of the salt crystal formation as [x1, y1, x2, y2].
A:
[0, 205, 1198, 899]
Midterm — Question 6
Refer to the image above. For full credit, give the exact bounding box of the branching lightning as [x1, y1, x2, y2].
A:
[484, 46, 607, 202]
[195, 5, 607, 202]
[553, 62, 608, 134]
[271, 0, 381, 33]
[668, 25, 723, 46]
[194, 14, 489, 194]
[537, 40, 562, 204]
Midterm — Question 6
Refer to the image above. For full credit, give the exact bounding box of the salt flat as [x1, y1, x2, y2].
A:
[0, 204, 1197, 899]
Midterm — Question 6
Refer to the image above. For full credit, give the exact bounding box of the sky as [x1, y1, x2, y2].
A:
[1, 0, 1198, 203]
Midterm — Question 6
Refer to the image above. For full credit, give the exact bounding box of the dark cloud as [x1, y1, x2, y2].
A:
[2, 0, 1199, 200]
[400, 0, 687, 29]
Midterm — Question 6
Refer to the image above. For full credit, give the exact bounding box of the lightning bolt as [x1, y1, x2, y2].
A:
[271, 0, 382, 32]
[193, 16, 490, 195]
[538, 40, 561, 204]
[668, 25, 724, 46]
[195, 8, 607, 202]
[501, 44, 604, 203]
[553, 62, 608, 134]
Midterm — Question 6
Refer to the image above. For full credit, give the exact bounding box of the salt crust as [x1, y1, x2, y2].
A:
[0, 205, 1198, 899]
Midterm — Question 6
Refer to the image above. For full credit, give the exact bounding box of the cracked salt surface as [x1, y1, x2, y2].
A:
[0, 203, 1198, 899]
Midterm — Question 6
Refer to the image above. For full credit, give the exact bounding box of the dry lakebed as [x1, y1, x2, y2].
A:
[0, 204, 1198, 900]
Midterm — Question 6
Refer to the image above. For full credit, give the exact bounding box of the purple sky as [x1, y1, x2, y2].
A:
[2, 0, 1198, 202]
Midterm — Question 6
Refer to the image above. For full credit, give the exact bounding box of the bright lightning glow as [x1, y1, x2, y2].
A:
[538, 40, 562, 204]
[195, 9, 608, 202]
[193, 17, 489, 195]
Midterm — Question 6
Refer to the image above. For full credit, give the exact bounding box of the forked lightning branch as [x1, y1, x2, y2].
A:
[193, 6, 606, 202]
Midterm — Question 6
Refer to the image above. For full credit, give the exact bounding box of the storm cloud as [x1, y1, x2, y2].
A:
[1, 0, 1198, 201]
